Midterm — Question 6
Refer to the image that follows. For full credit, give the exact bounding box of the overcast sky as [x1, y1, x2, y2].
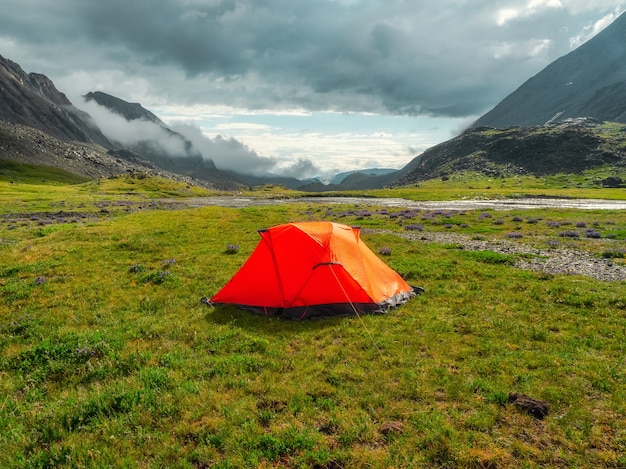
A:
[1, 0, 625, 178]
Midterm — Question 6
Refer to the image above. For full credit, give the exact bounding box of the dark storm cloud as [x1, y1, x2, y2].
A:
[1, 1, 624, 117]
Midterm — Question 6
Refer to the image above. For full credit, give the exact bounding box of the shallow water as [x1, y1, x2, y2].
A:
[168, 196, 626, 211]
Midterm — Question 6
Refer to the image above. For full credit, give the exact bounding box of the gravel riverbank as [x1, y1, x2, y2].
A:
[386, 230, 626, 282]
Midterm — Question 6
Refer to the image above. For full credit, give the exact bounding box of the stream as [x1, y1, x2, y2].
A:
[164, 196, 626, 211]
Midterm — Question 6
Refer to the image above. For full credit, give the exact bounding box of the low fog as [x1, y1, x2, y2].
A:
[78, 99, 190, 157]
[171, 123, 325, 180]
[77, 97, 325, 179]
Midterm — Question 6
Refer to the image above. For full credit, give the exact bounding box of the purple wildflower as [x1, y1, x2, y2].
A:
[76, 346, 97, 357]
[34, 276, 47, 285]
[585, 229, 602, 239]
[225, 244, 240, 254]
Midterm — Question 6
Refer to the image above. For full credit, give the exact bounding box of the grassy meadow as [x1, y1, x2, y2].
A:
[1, 165, 626, 468]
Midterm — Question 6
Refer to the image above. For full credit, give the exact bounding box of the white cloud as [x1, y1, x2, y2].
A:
[215, 122, 274, 132]
[78, 99, 188, 156]
[529, 39, 553, 57]
[497, 8, 522, 26]
[569, 9, 624, 47]
[497, 0, 563, 25]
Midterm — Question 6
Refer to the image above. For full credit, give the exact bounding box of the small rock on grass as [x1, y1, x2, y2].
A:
[508, 393, 550, 420]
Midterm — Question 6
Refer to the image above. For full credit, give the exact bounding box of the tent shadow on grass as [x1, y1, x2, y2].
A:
[203, 303, 349, 334]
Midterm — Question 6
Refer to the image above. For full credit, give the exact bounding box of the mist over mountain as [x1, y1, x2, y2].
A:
[473, 12, 626, 128]
[78, 91, 242, 188]
[81, 92, 210, 167]
[80, 92, 329, 185]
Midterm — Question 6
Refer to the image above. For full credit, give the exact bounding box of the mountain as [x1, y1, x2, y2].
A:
[0, 54, 110, 147]
[331, 168, 398, 185]
[0, 119, 218, 188]
[300, 169, 403, 191]
[473, 12, 626, 128]
[220, 171, 322, 190]
[82, 92, 241, 189]
[393, 119, 626, 186]
[0, 55, 243, 189]
[393, 13, 626, 187]
[84, 91, 165, 125]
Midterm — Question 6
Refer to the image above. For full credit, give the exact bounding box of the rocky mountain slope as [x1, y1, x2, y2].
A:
[0, 120, 215, 188]
[473, 12, 626, 128]
[393, 119, 626, 186]
[0, 55, 110, 147]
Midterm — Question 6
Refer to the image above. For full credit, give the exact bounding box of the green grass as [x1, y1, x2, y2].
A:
[1, 175, 626, 467]
[330, 168, 626, 201]
[0, 159, 91, 185]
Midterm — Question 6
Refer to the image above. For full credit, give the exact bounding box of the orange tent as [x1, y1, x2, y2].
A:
[210, 221, 417, 319]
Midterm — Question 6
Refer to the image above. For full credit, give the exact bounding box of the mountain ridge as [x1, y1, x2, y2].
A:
[0, 54, 111, 147]
[0, 119, 217, 188]
[472, 12, 626, 128]
[396, 13, 626, 186]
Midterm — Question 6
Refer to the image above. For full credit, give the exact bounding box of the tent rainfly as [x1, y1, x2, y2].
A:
[210, 221, 419, 320]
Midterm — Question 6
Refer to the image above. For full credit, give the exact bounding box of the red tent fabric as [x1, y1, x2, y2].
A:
[210, 221, 416, 319]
